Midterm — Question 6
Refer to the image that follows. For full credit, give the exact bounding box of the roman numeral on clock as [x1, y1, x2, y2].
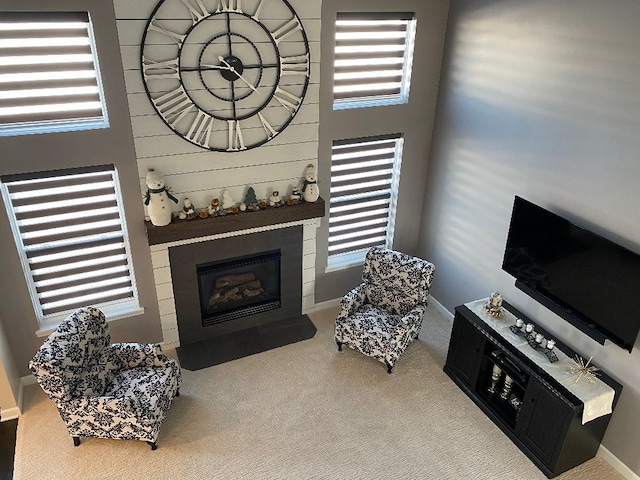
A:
[258, 112, 278, 139]
[179, 0, 210, 23]
[280, 54, 309, 77]
[273, 87, 302, 114]
[271, 17, 302, 45]
[215, 0, 243, 13]
[142, 56, 180, 81]
[227, 120, 246, 151]
[148, 20, 185, 43]
[152, 86, 195, 127]
[185, 110, 215, 147]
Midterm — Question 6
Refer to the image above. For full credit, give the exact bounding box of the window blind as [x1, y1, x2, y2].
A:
[0, 11, 108, 136]
[0, 166, 138, 322]
[328, 134, 403, 268]
[333, 12, 416, 109]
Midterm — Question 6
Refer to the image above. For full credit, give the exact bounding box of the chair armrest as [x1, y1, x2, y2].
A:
[399, 304, 427, 329]
[109, 343, 173, 369]
[66, 395, 139, 418]
[337, 283, 367, 320]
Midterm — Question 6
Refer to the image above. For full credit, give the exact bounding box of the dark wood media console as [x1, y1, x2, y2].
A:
[444, 301, 622, 478]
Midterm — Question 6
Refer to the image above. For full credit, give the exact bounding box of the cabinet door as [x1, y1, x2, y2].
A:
[516, 378, 573, 467]
[445, 314, 486, 388]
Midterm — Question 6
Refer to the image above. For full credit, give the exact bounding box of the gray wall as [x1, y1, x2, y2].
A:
[0, 0, 161, 377]
[0, 315, 20, 416]
[315, 0, 450, 302]
[419, 0, 640, 474]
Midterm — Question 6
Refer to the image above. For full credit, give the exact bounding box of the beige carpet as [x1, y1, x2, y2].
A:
[14, 305, 623, 480]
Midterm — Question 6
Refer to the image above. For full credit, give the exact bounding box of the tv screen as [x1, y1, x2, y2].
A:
[502, 196, 640, 352]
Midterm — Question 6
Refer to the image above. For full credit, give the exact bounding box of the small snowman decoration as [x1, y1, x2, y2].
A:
[290, 187, 301, 203]
[179, 197, 196, 220]
[301, 164, 319, 202]
[269, 191, 281, 207]
[144, 168, 178, 226]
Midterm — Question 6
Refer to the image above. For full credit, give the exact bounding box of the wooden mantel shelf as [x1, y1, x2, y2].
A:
[145, 197, 325, 246]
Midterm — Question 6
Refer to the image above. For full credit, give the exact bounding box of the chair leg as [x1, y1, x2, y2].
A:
[73, 436, 81, 447]
[147, 441, 157, 450]
[386, 362, 393, 374]
[175, 388, 180, 397]
[336, 341, 343, 351]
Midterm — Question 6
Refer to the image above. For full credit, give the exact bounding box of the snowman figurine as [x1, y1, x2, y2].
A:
[144, 168, 178, 226]
[301, 164, 319, 203]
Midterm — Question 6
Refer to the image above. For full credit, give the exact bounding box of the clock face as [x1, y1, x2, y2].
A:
[141, 0, 310, 152]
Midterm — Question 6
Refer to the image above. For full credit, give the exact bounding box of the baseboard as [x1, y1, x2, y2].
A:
[429, 295, 454, 321]
[306, 296, 452, 319]
[1, 406, 20, 421]
[598, 445, 639, 480]
[307, 298, 341, 313]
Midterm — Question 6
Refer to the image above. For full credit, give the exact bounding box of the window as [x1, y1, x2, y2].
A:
[0, 11, 108, 137]
[333, 12, 416, 109]
[327, 134, 404, 269]
[0, 166, 140, 330]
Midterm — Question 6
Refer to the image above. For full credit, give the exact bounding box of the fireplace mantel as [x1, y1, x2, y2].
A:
[145, 198, 325, 246]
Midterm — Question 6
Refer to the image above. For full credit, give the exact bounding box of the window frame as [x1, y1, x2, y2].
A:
[0, 11, 109, 138]
[0, 165, 142, 333]
[326, 133, 404, 271]
[332, 12, 417, 110]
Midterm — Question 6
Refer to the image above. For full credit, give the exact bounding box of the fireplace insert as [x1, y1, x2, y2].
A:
[196, 250, 281, 327]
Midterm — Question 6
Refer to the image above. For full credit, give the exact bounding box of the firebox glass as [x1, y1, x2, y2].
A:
[197, 250, 281, 327]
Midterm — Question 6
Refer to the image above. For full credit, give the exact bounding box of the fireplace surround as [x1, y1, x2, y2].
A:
[147, 200, 325, 369]
[170, 226, 306, 346]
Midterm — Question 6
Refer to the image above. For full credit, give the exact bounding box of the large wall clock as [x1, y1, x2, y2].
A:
[141, 0, 310, 152]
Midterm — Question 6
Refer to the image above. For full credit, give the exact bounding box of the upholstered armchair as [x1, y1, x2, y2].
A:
[335, 246, 435, 373]
[29, 307, 181, 450]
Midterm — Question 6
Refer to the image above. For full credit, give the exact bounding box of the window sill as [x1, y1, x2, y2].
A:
[326, 250, 368, 273]
[35, 306, 145, 338]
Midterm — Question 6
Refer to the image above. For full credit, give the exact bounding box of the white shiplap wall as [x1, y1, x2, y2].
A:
[113, 0, 321, 208]
[113, 0, 322, 345]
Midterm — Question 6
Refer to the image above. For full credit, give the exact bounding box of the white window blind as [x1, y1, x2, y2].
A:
[333, 12, 416, 109]
[328, 134, 403, 269]
[0, 166, 139, 326]
[0, 11, 108, 137]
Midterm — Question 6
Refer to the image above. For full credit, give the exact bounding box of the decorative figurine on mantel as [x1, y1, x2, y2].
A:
[244, 187, 259, 211]
[483, 291, 504, 317]
[208, 198, 220, 217]
[221, 190, 236, 211]
[144, 168, 178, 226]
[179, 197, 196, 220]
[302, 164, 319, 202]
[289, 186, 301, 204]
[269, 191, 282, 207]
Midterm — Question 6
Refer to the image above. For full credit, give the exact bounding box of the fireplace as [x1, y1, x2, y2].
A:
[197, 251, 281, 327]
[168, 225, 316, 369]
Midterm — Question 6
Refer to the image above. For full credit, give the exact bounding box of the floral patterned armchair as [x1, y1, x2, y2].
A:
[29, 307, 181, 450]
[335, 247, 435, 373]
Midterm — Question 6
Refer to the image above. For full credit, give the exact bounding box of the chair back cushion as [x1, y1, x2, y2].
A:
[29, 308, 118, 402]
[363, 247, 435, 315]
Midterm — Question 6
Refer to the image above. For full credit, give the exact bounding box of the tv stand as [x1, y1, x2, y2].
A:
[444, 301, 622, 478]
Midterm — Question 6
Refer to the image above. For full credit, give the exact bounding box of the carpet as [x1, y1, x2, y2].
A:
[13, 305, 624, 480]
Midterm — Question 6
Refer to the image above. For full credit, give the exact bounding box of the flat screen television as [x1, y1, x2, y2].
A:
[502, 196, 640, 352]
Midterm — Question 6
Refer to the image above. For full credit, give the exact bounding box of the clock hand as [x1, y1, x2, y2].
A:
[218, 56, 259, 94]
[181, 64, 232, 72]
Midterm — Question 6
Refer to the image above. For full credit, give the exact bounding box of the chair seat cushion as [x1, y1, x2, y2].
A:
[345, 304, 403, 342]
[105, 367, 176, 423]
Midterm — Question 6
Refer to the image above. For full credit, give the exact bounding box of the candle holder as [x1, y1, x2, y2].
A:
[509, 324, 559, 363]
[488, 364, 502, 394]
[500, 375, 514, 400]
